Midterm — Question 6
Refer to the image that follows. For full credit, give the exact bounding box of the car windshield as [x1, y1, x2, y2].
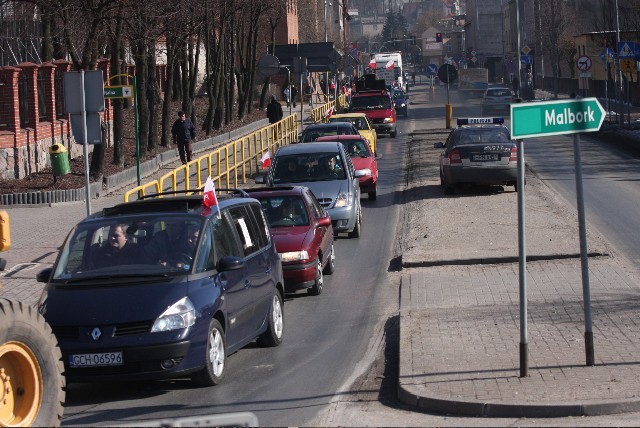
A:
[257, 196, 310, 227]
[455, 128, 511, 145]
[52, 215, 205, 280]
[351, 95, 391, 110]
[342, 140, 371, 158]
[272, 153, 346, 182]
[301, 127, 355, 142]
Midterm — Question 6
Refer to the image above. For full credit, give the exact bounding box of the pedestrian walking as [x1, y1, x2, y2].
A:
[171, 111, 196, 165]
[291, 85, 298, 108]
[512, 76, 520, 99]
[283, 86, 291, 107]
[266, 96, 283, 124]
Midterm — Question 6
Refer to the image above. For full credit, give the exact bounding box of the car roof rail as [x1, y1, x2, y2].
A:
[137, 188, 251, 200]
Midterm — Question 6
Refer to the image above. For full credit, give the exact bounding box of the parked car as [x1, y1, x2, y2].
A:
[256, 142, 363, 238]
[434, 117, 519, 194]
[326, 113, 378, 156]
[299, 122, 360, 143]
[482, 87, 513, 115]
[36, 191, 285, 385]
[246, 186, 334, 296]
[315, 135, 379, 200]
[392, 88, 409, 117]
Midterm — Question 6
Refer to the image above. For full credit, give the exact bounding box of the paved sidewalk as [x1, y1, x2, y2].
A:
[398, 115, 640, 417]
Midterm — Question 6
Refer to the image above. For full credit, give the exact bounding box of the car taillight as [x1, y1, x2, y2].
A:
[449, 149, 462, 164]
[509, 147, 517, 161]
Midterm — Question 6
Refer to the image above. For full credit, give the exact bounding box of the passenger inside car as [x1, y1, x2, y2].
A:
[88, 223, 141, 269]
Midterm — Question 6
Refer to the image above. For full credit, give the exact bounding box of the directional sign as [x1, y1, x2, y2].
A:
[520, 55, 532, 65]
[511, 98, 605, 139]
[618, 41, 635, 58]
[600, 48, 614, 63]
[104, 85, 133, 99]
[426, 64, 438, 76]
[576, 56, 592, 71]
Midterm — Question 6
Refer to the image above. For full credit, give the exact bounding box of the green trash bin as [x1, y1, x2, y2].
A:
[49, 144, 70, 176]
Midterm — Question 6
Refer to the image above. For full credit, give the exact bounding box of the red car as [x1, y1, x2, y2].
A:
[246, 186, 335, 296]
[315, 135, 379, 200]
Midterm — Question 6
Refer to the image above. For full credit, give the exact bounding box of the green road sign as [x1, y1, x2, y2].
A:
[104, 85, 133, 99]
[510, 98, 605, 139]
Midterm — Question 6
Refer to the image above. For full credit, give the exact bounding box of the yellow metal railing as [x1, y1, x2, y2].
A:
[310, 94, 347, 123]
[124, 113, 299, 202]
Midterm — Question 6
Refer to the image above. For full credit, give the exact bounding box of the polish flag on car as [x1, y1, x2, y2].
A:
[368, 58, 376, 69]
[260, 151, 271, 168]
[324, 106, 334, 119]
[385, 60, 395, 69]
[202, 176, 218, 208]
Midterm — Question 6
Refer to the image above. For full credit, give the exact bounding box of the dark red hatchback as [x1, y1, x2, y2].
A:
[246, 186, 335, 296]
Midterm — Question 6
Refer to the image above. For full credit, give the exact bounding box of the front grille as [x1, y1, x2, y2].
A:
[317, 198, 333, 208]
[114, 321, 153, 337]
[52, 320, 153, 340]
[371, 118, 385, 125]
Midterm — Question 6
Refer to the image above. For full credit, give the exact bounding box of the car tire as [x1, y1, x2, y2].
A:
[0, 299, 65, 427]
[368, 189, 377, 200]
[308, 260, 324, 296]
[348, 209, 362, 239]
[191, 318, 226, 386]
[322, 244, 336, 275]
[444, 185, 455, 195]
[257, 293, 284, 346]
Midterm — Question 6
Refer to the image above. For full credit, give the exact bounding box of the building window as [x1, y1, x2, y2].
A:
[18, 73, 29, 127]
[37, 69, 47, 122]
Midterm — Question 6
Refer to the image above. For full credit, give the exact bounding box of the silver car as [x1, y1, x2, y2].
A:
[434, 118, 519, 195]
[256, 142, 363, 238]
[482, 87, 513, 115]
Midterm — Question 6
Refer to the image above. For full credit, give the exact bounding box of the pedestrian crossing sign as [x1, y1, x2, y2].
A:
[618, 42, 635, 58]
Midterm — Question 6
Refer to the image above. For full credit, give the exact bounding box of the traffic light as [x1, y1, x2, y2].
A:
[436, 33, 443, 43]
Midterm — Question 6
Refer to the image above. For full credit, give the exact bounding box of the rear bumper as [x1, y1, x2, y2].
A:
[443, 165, 518, 186]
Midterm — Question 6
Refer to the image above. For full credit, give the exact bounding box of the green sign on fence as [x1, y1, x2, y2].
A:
[510, 98, 605, 139]
[104, 85, 133, 99]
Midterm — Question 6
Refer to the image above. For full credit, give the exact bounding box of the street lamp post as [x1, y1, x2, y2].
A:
[324, 0, 332, 101]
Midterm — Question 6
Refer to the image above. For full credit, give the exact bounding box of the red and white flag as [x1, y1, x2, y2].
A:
[368, 58, 376, 69]
[324, 106, 334, 119]
[260, 151, 271, 168]
[202, 176, 218, 208]
[385, 60, 395, 69]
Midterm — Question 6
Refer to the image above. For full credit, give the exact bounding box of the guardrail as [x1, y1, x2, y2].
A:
[310, 94, 347, 123]
[123, 114, 299, 202]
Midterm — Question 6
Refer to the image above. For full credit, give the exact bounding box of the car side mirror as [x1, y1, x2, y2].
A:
[37, 267, 53, 283]
[218, 256, 244, 272]
[317, 217, 331, 228]
[254, 174, 266, 184]
[354, 170, 367, 178]
[434, 142, 444, 149]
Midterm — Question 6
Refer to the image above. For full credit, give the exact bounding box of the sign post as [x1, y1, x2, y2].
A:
[511, 98, 605, 369]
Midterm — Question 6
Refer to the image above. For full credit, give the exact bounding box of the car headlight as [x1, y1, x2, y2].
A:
[280, 250, 309, 262]
[383, 117, 395, 123]
[400, 103, 406, 107]
[334, 192, 352, 207]
[152, 297, 196, 332]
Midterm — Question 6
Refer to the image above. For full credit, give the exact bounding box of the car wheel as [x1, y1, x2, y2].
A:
[257, 293, 284, 346]
[308, 260, 324, 296]
[444, 184, 455, 195]
[191, 319, 226, 386]
[348, 210, 362, 239]
[322, 243, 336, 275]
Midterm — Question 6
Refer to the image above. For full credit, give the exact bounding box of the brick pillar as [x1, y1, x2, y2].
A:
[39, 62, 56, 122]
[16, 62, 39, 131]
[0, 66, 20, 132]
[97, 58, 110, 83]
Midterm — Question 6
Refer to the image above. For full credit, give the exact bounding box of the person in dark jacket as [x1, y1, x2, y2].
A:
[171, 111, 196, 164]
[266, 96, 283, 124]
[290, 84, 298, 108]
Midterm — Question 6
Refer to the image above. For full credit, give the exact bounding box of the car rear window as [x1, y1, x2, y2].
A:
[455, 128, 510, 145]
[487, 89, 511, 97]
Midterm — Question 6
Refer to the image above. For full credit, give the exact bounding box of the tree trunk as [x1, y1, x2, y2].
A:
[110, 9, 125, 167]
[89, 122, 108, 181]
[132, 42, 150, 158]
[147, 40, 160, 152]
[161, 36, 176, 147]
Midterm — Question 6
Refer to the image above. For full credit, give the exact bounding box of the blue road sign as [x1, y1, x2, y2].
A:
[427, 64, 438, 76]
[520, 55, 532, 65]
[618, 41, 635, 58]
[600, 48, 614, 63]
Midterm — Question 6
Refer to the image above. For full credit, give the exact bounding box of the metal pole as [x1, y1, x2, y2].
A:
[516, 0, 522, 99]
[615, 0, 623, 127]
[605, 59, 609, 121]
[133, 75, 141, 186]
[517, 137, 528, 377]
[80, 70, 92, 217]
[573, 133, 595, 366]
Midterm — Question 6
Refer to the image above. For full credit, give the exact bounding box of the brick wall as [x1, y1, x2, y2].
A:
[0, 60, 114, 179]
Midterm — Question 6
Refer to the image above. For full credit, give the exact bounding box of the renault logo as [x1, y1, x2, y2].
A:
[91, 327, 102, 341]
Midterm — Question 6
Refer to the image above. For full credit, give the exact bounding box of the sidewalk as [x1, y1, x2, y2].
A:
[398, 120, 640, 417]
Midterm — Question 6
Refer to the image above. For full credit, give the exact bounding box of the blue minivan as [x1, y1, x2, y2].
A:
[37, 192, 285, 385]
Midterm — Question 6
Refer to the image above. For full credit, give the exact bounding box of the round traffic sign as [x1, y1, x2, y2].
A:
[257, 54, 280, 77]
[576, 55, 592, 72]
[437, 64, 457, 84]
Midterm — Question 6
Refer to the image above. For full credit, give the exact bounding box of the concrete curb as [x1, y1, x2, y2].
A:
[401, 252, 608, 268]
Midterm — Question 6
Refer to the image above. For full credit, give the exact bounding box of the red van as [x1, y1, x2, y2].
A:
[348, 90, 397, 138]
